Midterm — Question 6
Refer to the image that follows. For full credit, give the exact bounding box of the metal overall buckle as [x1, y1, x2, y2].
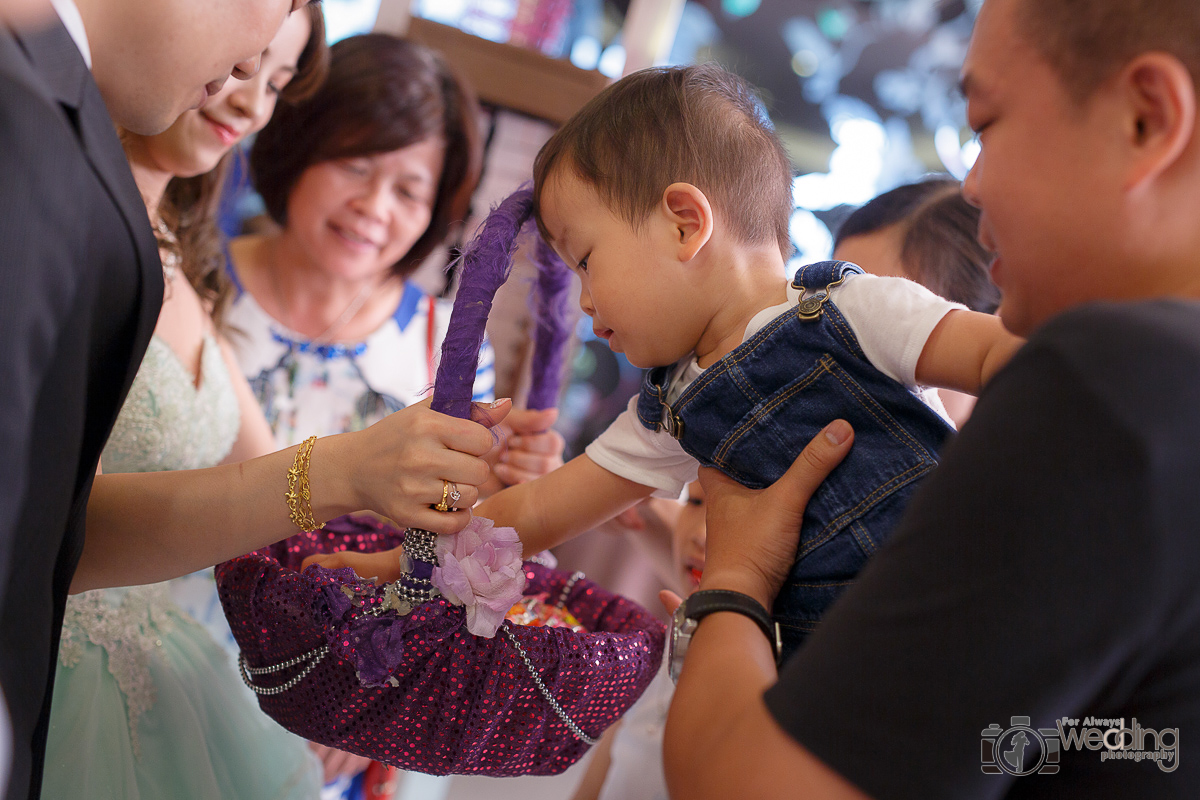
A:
[661, 406, 685, 439]
[652, 382, 686, 440]
[796, 273, 854, 321]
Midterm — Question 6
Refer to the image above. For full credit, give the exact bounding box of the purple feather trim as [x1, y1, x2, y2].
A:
[526, 237, 573, 410]
[431, 189, 534, 419]
[430, 186, 576, 419]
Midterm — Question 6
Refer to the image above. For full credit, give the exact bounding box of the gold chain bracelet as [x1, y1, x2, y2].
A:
[285, 435, 324, 533]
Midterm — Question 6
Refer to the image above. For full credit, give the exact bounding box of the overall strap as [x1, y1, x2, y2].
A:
[636, 366, 682, 437]
[791, 260, 864, 320]
[636, 261, 868, 439]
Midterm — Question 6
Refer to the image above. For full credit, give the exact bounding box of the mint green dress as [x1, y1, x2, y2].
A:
[42, 336, 322, 799]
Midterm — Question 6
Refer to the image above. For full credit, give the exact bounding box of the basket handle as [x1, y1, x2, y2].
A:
[430, 188, 573, 419]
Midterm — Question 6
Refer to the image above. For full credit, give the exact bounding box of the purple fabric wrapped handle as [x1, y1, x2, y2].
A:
[430, 188, 574, 418]
[526, 237, 574, 410]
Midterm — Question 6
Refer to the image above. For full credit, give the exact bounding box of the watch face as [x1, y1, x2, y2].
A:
[668, 603, 690, 683]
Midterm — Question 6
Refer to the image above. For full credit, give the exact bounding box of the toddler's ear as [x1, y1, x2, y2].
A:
[661, 182, 713, 261]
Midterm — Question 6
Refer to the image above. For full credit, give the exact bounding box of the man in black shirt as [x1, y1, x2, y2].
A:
[663, 0, 1200, 797]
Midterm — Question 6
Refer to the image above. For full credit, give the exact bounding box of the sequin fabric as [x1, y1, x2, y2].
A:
[216, 515, 665, 776]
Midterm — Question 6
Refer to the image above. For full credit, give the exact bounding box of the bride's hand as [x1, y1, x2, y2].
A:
[320, 398, 512, 535]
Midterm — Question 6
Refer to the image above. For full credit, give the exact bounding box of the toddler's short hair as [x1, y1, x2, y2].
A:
[533, 63, 794, 260]
[1017, 0, 1200, 103]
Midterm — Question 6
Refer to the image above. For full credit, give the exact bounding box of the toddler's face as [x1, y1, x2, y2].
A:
[537, 168, 712, 368]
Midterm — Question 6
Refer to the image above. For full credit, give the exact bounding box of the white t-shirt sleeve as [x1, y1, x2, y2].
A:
[831, 274, 965, 387]
[585, 397, 699, 499]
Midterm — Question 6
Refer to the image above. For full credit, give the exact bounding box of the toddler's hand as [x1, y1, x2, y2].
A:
[301, 547, 407, 584]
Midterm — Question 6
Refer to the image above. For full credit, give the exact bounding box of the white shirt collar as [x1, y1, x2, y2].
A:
[49, 0, 91, 69]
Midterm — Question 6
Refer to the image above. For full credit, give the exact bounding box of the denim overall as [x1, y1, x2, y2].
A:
[637, 261, 954, 659]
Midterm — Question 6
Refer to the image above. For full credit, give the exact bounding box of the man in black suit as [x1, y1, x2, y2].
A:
[0, 1, 309, 796]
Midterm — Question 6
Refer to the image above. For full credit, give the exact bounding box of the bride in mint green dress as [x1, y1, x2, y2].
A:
[43, 334, 321, 799]
[41, 8, 327, 798]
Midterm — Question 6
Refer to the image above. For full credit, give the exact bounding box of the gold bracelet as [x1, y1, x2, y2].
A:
[285, 435, 325, 533]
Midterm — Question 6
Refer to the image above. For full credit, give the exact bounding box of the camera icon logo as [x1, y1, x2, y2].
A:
[981, 716, 1061, 776]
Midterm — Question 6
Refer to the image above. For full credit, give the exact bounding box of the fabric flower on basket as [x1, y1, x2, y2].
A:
[316, 565, 458, 688]
[432, 516, 526, 637]
[314, 518, 528, 688]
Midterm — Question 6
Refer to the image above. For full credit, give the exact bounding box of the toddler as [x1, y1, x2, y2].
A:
[320, 63, 1023, 659]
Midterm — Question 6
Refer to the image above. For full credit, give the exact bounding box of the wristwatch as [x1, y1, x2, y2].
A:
[668, 589, 783, 683]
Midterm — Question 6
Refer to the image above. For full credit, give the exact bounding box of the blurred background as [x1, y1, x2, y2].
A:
[323, 0, 983, 266]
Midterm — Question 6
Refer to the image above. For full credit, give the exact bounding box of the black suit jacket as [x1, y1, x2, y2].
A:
[0, 19, 161, 800]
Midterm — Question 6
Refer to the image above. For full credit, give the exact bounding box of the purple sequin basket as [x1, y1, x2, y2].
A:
[215, 190, 666, 776]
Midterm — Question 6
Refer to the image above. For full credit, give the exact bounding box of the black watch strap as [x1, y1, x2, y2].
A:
[684, 589, 782, 664]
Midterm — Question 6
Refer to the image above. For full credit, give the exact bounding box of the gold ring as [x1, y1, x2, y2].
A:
[434, 482, 456, 513]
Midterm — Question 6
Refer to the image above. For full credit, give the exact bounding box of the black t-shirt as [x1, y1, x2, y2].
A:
[765, 301, 1200, 799]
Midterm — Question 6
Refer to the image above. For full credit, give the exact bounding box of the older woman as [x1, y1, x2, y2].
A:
[227, 34, 560, 493]
[227, 37, 556, 484]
